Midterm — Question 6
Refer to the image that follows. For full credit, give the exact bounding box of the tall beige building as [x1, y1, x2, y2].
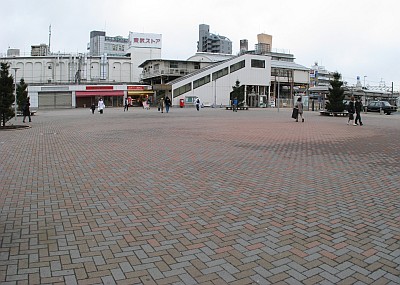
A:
[256, 33, 272, 54]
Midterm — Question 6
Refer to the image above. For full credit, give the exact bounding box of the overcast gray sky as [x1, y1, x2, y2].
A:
[2, 0, 399, 90]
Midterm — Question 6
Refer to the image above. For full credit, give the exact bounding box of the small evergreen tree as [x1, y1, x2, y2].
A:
[0, 63, 15, 126]
[17, 78, 28, 112]
[231, 80, 244, 104]
[326, 72, 345, 112]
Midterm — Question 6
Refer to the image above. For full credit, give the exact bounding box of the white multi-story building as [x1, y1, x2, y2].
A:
[0, 30, 163, 109]
[309, 62, 333, 87]
[2, 31, 162, 85]
[1, 53, 133, 84]
[169, 53, 271, 107]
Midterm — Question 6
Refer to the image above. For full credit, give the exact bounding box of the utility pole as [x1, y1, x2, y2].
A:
[392, 82, 394, 102]
[48, 25, 51, 54]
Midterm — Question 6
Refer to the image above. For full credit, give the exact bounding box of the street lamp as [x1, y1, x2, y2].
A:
[12, 67, 20, 121]
[363, 76, 367, 88]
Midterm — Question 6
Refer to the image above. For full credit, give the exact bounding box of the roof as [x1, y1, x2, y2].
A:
[309, 86, 329, 92]
[138, 58, 195, 68]
[187, 52, 235, 63]
[271, 60, 309, 71]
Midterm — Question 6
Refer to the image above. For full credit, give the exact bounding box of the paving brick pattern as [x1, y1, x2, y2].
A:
[0, 107, 399, 285]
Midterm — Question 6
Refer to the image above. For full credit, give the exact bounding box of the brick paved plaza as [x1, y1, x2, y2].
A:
[1, 107, 399, 285]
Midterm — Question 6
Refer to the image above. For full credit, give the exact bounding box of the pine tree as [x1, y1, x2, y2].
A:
[325, 72, 345, 112]
[231, 80, 244, 104]
[0, 63, 15, 126]
[17, 78, 28, 113]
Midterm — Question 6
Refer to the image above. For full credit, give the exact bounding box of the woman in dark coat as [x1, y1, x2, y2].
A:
[22, 97, 31, 123]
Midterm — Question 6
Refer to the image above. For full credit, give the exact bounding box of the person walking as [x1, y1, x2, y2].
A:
[295, 97, 304, 122]
[195, 97, 201, 111]
[22, 97, 31, 123]
[124, 98, 129, 112]
[90, 103, 96, 114]
[165, 96, 171, 113]
[347, 96, 356, 125]
[98, 98, 105, 114]
[159, 97, 165, 113]
[355, 97, 363, 126]
[232, 97, 238, 112]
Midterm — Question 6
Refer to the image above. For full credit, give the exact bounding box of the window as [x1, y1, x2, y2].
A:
[271, 68, 287, 76]
[170, 62, 179, 69]
[185, 96, 197, 103]
[173, 82, 192, 97]
[230, 60, 245, 73]
[193, 75, 211, 89]
[212, 67, 228, 81]
[251, 59, 265, 68]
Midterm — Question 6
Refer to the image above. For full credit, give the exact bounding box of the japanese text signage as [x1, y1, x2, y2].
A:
[86, 86, 113, 90]
[129, 32, 162, 49]
[128, 85, 152, 90]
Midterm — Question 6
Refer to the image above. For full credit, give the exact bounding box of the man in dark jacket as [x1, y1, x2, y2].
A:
[355, 98, 363, 126]
[164, 96, 171, 113]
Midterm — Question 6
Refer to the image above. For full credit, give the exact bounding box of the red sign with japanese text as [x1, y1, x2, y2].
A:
[86, 86, 114, 90]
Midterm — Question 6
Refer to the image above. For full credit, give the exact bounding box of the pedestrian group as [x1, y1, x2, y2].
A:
[347, 96, 363, 126]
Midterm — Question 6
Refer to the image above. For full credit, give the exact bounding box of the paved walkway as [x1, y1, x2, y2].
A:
[0, 107, 399, 285]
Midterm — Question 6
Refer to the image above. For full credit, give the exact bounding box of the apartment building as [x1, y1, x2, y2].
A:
[197, 24, 232, 54]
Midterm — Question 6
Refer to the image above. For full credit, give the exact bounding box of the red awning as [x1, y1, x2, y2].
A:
[76, 91, 124, 97]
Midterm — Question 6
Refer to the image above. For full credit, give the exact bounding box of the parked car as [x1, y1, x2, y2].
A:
[366, 101, 397, 115]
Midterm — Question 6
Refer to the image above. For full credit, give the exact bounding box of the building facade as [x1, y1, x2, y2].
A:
[31, 44, 50, 56]
[168, 52, 310, 109]
[169, 53, 272, 107]
[309, 62, 333, 87]
[2, 31, 162, 86]
[197, 24, 232, 54]
[1, 52, 155, 109]
[27, 84, 153, 110]
[2, 53, 133, 85]
[89, 31, 129, 57]
[1, 30, 312, 110]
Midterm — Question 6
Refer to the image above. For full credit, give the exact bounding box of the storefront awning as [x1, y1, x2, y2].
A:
[76, 91, 124, 97]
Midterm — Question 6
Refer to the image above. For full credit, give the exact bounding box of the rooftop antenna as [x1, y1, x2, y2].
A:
[48, 24, 51, 54]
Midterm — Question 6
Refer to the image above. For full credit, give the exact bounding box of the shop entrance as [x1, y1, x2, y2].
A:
[248, 93, 259, 107]
[76, 96, 123, 108]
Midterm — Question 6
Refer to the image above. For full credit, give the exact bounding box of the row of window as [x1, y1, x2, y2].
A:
[271, 68, 293, 77]
[104, 44, 126, 52]
[193, 75, 210, 89]
[169, 62, 200, 69]
[173, 59, 266, 97]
